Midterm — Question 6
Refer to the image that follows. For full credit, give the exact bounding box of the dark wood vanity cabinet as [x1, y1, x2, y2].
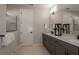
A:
[42, 33, 79, 55]
[55, 42, 66, 55]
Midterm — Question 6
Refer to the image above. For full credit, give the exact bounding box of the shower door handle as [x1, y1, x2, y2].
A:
[30, 31, 32, 34]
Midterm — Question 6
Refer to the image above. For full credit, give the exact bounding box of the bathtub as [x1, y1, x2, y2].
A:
[0, 32, 18, 54]
[2, 32, 16, 46]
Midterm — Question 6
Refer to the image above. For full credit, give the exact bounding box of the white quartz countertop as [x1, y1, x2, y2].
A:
[43, 32, 79, 47]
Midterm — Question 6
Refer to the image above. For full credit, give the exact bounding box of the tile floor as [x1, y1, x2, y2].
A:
[14, 44, 50, 55]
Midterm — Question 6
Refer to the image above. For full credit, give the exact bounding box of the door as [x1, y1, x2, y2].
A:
[20, 8, 34, 46]
[55, 42, 66, 55]
[48, 37, 56, 54]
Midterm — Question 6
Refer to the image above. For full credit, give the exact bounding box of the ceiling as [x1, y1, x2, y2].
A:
[57, 4, 79, 11]
[7, 4, 79, 12]
[7, 4, 34, 11]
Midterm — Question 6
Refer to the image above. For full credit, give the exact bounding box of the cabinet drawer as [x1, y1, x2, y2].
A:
[55, 39, 78, 54]
[42, 34, 48, 39]
[49, 37, 57, 43]
[67, 49, 78, 55]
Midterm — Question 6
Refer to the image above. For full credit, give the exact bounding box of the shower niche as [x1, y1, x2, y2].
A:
[6, 16, 17, 32]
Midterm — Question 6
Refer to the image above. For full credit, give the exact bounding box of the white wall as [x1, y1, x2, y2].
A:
[0, 5, 6, 35]
[33, 5, 50, 44]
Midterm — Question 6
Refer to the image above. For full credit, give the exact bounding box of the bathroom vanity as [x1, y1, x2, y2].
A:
[42, 32, 79, 55]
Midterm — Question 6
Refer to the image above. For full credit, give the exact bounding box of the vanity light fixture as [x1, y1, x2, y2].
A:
[50, 9, 55, 15]
[50, 5, 57, 15]
[52, 11, 55, 15]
